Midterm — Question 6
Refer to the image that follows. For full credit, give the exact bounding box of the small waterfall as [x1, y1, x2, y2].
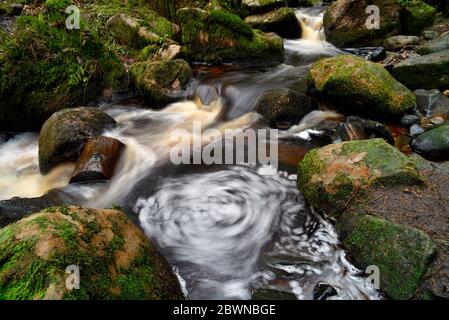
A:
[296, 9, 325, 42]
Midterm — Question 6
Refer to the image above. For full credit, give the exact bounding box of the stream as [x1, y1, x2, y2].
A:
[0, 7, 380, 300]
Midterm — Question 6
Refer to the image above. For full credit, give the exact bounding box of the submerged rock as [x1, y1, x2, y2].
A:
[176, 8, 284, 65]
[70, 137, 125, 184]
[39, 108, 116, 175]
[297, 139, 423, 216]
[130, 59, 193, 107]
[256, 88, 316, 128]
[338, 212, 437, 300]
[0, 206, 184, 300]
[412, 123, 449, 160]
[244, 7, 301, 39]
[308, 55, 416, 120]
[391, 49, 449, 90]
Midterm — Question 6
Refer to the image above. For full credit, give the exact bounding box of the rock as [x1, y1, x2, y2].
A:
[338, 211, 437, 300]
[417, 34, 449, 55]
[39, 107, 117, 175]
[0, 195, 59, 229]
[400, 114, 420, 126]
[410, 123, 425, 136]
[70, 137, 125, 184]
[337, 122, 367, 142]
[241, 0, 297, 15]
[347, 116, 395, 144]
[313, 282, 338, 300]
[130, 59, 193, 107]
[297, 139, 424, 216]
[421, 30, 437, 41]
[176, 8, 284, 65]
[415, 89, 449, 119]
[256, 88, 316, 128]
[384, 35, 420, 51]
[401, 0, 437, 35]
[342, 47, 386, 62]
[308, 55, 416, 120]
[391, 49, 449, 90]
[411, 123, 449, 160]
[251, 289, 297, 300]
[244, 8, 301, 39]
[152, 43, 183, 61]
[0, 206, 184, 300]
[323, 0, 402, 47]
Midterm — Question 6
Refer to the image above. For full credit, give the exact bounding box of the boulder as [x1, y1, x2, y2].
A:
[391, 49, 449, 90]
[416, 34, 449, 55]
[297, 139, 424, 216]
[384, 35, 420, 51]
[176, 8, 284, 65]
[400, 0, 437, 35]
[255, 88, 316, 128]
[241, 0, 297, 16]
[411, 123, 449, 160]
[244, 7, 301, 39]
[415, 89, 449, 119]
[308, 55, 416, 119]
[39, 107, 116, 175]
[70, 136, 125, 183]
[0, 206, 184, 300]
[130, 59, 193, 107]
[338, 211, 437, 300]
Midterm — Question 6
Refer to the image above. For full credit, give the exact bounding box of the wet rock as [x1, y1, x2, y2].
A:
[415, 89, 449, 119]
[176, 8, 284, 65]
[70, 137, 125, 184]
[346, 116, 395, 144]
[251, 289, 297, 300]
[416, 34, 449, 55]
[0, 206, 184, 300]
[342, 47, 386, 62]
[338, 211, 437, 300]
[323, 0, 402, 47]
[384, 35, 420, 51]
[0, 195, 59, 229]
[297, 139, 424, 216]
[256, 88, 316, 128]
[130, 59, 192, 108]
[337, 122, 367, 142]
[410, 124, 425, 136]
[39, 107, 117, 175]
[391, 49, 449, 90]
[412, 123, 449, 160]
[400, 114, 420, 126]
[313, 282, 338, 300]
[152, 43, 183, 61]
[308, 55, 416, 120]
[244, 8, 301, 39]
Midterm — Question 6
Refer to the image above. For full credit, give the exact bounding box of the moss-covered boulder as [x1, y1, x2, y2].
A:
[130, 59, 192, 107]
[244, 7, 301, 39]
[256, 88, 316, 128]
[323, 0, 402, 47]
[39, 107, 116, 175]
[308, 55, 416, 120]
[411, 123, 449, 160]
[391, 49, 449, 90]
[297, 139, 424, 216]
[241, 0, 296, 16]
[0, 206, 183, 300]
[176, 8, 284, 65]
[400, 0, 438, 35]
[338, 212, 437, 300]
[0, 1, 125, 132]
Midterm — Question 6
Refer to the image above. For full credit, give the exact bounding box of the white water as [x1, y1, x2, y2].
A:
[0, 8, 379, 300]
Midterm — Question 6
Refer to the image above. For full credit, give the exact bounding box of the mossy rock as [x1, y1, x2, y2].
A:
[308, 55, 416, 120]
[130, 59, 193, 108]
[338, 212, 437, 300]
[323, 0, 402, 47]
[38, 107, 116, 175]
[391, 49, 449, 90]
[0, 206, 184, 300]
[297, 139, 424, 216]
[176, 8, 284, 65]
[244, 7, 301, 39]
[400, 0, 437, 35]
[241, 0, 297, 16]
[0, 2, 125, 132]
[411, 123, 449, 161]
[416, 34, 449, 55]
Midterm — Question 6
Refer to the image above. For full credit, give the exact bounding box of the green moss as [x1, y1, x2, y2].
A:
[399, 0, 437, 35]
[297, 149, 324, 207]
[339, 212, 437, 299]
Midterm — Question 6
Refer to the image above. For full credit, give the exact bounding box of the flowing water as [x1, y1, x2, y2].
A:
[0, 7, 379, 300]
